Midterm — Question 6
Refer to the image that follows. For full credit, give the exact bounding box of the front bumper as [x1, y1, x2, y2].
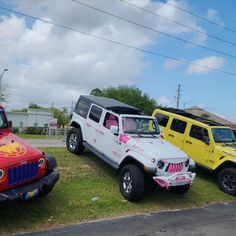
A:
[0, 171, 60, 202]
[153, 172, 196, 188]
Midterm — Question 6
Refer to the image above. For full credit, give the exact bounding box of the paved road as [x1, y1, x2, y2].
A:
[17, 202, 236, 236]
[27, 139, 66, 148]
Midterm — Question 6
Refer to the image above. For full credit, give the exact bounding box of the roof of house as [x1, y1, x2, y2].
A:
[80, 95, 142, 114]
[185, 107, 235, 126]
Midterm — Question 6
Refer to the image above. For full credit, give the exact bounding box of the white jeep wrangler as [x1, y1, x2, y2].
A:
[67, 96, 196, 201]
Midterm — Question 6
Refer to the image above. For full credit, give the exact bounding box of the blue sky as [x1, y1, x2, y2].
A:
[0, 0, 236, 122]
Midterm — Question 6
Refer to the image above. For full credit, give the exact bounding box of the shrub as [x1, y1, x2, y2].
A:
[25, 127, 44, 135]
[11, 127, 19, 134]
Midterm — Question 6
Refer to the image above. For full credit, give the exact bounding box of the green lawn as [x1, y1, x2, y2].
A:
[0, 147, 235, 235]
[16, 133, 65, 140]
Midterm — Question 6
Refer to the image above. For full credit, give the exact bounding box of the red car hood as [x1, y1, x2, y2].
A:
[0, 132, 43, 167]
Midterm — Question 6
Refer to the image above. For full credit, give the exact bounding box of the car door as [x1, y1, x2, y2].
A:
[183, 124, 212, 166]
[86, 104, 103, 149]
[97, 112, 120, 162]
[167, 118, 187, 149]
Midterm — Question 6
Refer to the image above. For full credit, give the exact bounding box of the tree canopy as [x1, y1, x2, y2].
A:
[90, 86, 157, 115]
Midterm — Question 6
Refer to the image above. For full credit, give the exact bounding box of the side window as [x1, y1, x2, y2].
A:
[170, 118, 187, 134]
[155, 113, 169, 127]
[75, 99, 90, 118]
[103, 112, 118, 129]
[190, 125, 209, 141]
[89, 105, 103, 123]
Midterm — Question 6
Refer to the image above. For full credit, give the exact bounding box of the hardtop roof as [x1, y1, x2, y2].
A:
[80, 95, 142, 115]
[160, 108, 224, 127]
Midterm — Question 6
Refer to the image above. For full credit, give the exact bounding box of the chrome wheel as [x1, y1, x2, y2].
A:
[69, 133, 78, 150]
[123, 171, 132, 194]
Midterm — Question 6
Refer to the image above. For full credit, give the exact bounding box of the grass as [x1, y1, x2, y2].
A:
[0, 147, 235, 235]
[16, 133, 65, 140]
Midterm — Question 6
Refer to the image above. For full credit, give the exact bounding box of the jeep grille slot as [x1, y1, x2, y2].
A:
[8, 162, 39, 186]
[166, 162, 183, 173]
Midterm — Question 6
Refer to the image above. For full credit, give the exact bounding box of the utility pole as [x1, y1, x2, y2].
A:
[176, 84, 181, 109]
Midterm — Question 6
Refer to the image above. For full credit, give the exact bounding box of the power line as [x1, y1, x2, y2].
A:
[159, 0, 236, 34]
[120, 0, 236, 47]
[0, 6, 236, 76]
[71, 0, 236, 59]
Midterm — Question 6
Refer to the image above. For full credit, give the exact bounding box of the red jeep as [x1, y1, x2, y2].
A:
[0, 106, 59, 202]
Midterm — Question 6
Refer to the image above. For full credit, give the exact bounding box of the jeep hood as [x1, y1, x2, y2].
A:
[216, 143, 236, 158]
[0, 132, 43, 167]
[125, 135, 188, 160]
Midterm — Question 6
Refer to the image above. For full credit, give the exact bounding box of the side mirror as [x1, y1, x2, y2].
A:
[8, 120, 12, 129]
[202, 136, 210, 145]
[110, 125, 118, 135]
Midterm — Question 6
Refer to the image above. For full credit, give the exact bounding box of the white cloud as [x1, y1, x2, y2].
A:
[157, 96, 175, 107]
[163, 59, 184, 69]
[206, 9, 224, 26]
[0, 0, 209, 109]
[187, 56, 224, 74]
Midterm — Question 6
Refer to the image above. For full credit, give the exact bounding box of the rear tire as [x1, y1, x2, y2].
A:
[66, 127, 84, 154]
[218, 168, 236, 195]
[119, 164, 145, 201]
[170, 184, 190, 194]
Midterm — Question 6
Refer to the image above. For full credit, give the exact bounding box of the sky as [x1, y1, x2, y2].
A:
[0, 0, 236, 122]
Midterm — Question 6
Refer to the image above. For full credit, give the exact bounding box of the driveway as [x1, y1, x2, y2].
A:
[16, 202, 236, 236]
[27, 139, 66, 148]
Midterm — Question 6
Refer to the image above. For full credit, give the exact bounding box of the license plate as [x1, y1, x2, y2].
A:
[24, 189, 39, 200]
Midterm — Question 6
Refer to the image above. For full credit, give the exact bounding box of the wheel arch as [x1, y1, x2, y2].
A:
[119, 156, 144, 172]
[215, 161, 236, 174]
[70, 121, 81, 129]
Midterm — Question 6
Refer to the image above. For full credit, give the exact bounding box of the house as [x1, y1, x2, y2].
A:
[185, 107, 236, 129]
[6, 108, 54, 131]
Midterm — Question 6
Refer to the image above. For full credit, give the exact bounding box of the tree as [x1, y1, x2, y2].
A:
[50, 107, 70, 128]
[90, 86, 157, 115]
[29, 103, 43, 109]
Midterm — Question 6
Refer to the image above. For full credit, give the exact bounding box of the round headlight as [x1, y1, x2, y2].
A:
[38, 158, 45, 167]
[0, 169, 5, 179]
[157, 160, 165, 169]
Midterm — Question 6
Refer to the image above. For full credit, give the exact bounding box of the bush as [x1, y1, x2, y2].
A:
[25, 127, 44, 135]
[11, 127, 19, 134]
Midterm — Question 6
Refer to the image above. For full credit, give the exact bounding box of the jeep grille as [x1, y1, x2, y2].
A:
[166, 162, 183, 173]
[8, 161, 39, 186]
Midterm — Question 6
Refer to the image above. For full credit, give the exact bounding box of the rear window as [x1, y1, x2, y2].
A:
[75, 99, 90, 118]
[170, 118, 187, 134]
[89, 105, 103, 123]
[155, 113, 169, 127]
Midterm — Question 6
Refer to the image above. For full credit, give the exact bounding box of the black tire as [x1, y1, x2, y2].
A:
[119, 164, 145, 201]
[170, 184, 190, 194]
[66, 127, 84, 154]
[218, 168, 236, 195]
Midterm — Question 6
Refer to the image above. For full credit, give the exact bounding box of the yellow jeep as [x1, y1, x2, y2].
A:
[152, 108, 236, 195]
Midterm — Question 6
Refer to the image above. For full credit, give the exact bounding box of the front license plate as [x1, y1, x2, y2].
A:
[24, 189, 39, 200]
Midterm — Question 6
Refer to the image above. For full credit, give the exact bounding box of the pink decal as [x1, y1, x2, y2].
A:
[99, 130, 104, 135]
[153, 178, 169, 188]
[119, 134, 130, 143]
[95, 128, 99, 133]
[92, 138, 96, 143]
[86, 123, 92, 128]
[112, 149, 116, 156]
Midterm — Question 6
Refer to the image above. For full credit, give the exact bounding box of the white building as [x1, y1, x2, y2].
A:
[6, 109, 54, 130]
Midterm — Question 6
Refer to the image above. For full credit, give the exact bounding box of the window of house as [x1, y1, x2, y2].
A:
[170, 118, 187, 134]
[75, 99, 90, 118]
[155, 113, 169, 127]
[89, 105, 103, 123]
[34, 123, 38, 127]
[19, 122, 24, 128]
[189, 125, 209, 141]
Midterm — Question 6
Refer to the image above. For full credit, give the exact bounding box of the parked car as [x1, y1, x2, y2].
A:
[153, 108, 236, 195]
[0, 106, 59, 202]
[66, 96, 195, 201]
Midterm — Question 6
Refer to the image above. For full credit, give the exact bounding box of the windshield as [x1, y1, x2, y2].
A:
[122, 117, 160, 135]
[212, 128, 235, 143]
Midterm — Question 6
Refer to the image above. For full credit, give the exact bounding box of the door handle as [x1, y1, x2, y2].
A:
[185, 140, 192, 144]
[168, 134, 174, 137]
